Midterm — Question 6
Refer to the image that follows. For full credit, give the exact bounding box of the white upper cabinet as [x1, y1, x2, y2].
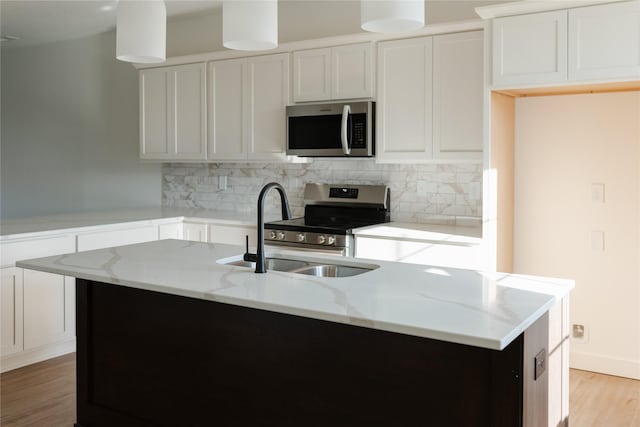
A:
[376, 37, 433, 163]
[491, 1, 640, 88]
[246, 54, 290, 161]
[568, 1, 640, 81]
[492, 10, 568, 87]
[293, 43, 373, 102]
[209, 58, 246, 160]
[377, 32, 483, 163]
[140, 63, 207, 160]
[433, 31, 484, 160]
[293, 48, 332, 101]
[208, 53, 289, 162]
[331, 43, 374, 100]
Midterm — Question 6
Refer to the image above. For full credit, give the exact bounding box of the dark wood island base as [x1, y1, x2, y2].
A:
[75, 279, 526, 427]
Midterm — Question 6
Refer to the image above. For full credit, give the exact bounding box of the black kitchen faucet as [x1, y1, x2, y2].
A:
[244, 182, 291, 273]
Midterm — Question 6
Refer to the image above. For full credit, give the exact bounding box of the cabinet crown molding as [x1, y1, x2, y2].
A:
[475, 0, 629, 19]
[133, 20, 484, 70]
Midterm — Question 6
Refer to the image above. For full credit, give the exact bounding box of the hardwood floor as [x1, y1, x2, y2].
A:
[1, 353, 75, 427]
[0, 355, 638, 426]
[570, 369, 640, 427]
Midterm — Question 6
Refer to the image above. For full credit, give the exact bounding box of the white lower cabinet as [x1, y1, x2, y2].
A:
[1, 267, 75, 372]
[158, 222, 184, 240]
[209, 224, 257, 247]
[183, 222, 209, 242]
[355, 237, 483, 270]
[1, 268, 24, 357]
[23, 270, 75, 350]
[76, 225, 158, 251]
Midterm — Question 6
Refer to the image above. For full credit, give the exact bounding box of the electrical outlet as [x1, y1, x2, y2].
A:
[219, 175, 227, 191]
[572, 323, 588, 341]
[534, 348, 547, 380]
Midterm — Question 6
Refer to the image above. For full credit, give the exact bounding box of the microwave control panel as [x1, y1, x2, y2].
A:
[351, 115, 367, 148]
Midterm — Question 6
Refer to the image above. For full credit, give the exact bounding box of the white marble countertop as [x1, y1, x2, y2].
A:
[352, 222, 482, 245]
[17, 239, 573, 351]
[0, 208, 256, 239]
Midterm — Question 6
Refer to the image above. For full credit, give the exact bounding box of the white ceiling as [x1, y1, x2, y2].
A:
[0, 0, 507, 49]
[1, 0, 222, 48]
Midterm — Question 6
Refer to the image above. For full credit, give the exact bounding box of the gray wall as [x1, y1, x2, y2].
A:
[1, 30, 161, 219]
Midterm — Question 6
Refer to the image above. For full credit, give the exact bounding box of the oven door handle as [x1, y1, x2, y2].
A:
[341, 105, 351, 155]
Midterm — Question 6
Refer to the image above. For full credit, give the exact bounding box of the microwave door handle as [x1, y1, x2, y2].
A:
[341, 105, 352, 155]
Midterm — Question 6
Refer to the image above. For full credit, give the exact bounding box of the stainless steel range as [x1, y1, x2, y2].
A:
[265, 183, 390, 256]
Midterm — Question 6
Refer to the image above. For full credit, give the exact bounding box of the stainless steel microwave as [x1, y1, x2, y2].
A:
[286, 101, 375, 157]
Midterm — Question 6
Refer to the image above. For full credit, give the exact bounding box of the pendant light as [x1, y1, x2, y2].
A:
[223, 0, 278, 51]
[116, 0, 166, 63]
[361, 0, 425, 33]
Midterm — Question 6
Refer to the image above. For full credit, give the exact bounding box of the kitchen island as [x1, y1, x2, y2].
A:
[18, 239, 573, 427]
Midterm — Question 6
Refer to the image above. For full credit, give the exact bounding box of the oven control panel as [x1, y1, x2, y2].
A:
[329, 187, 359, 199]
[266, 230, 345, 248]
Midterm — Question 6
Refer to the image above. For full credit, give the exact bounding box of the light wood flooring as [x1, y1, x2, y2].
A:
[1, 354, 638, 426]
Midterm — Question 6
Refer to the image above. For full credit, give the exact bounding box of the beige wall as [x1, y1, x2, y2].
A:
[514, 91, 640, 379]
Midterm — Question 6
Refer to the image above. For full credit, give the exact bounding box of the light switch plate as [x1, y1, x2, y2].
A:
[591, 183, 605, 204]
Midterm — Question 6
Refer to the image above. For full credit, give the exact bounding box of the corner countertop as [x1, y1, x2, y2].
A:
[0, 208, 256, 239]
[17, 239, 573, 351]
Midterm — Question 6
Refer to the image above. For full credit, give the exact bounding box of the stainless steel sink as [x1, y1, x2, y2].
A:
[222, 257, 377, 278]
[288, 264, 373, 278]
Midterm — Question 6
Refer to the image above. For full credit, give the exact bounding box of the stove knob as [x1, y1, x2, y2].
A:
[277, 231, 286, 240]
[269, 231, 277, 240]
[327, 235, 336, 245]
[317, 235, 326, 245]
[297, 233, 306, 242]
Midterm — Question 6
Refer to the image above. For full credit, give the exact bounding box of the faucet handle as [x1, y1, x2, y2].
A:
[243, 235, 257, 262]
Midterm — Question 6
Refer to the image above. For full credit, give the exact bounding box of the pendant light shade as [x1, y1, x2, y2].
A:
[361, 0, 424, 33]
[116, 0, 166, 63]
[223, 0, 278, 51]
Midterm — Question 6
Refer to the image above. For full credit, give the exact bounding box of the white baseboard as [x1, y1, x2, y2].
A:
[0, 339, 76, 373]
[571, 350, 640, 380]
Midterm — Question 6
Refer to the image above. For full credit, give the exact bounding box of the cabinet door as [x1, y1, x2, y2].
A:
[209, 59, 246, 160]
[1, 268, 24, 357]
[569, 1, 640, 81]
[140, 68, 170, 158]
[433, 31, 483, 161]
[332, 43, 373, 100]
[159, 223, 183, 240]
[246, 54, 289, 161]
[76, 225, 158, 251]
[293, 48, 331, 102]
[209, 224, 257, 247]
[376, 37, 433, 163]
[140, 63, 207, 160]
[492, 10, 568, 87]
[183, 223, 208, 242]
[23, 270, 74, 350]
[355, 237, 484, 270]
[172, 63, 207, 160]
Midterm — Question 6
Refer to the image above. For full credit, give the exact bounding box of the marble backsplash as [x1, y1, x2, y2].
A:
[162, 160, 482, 226]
